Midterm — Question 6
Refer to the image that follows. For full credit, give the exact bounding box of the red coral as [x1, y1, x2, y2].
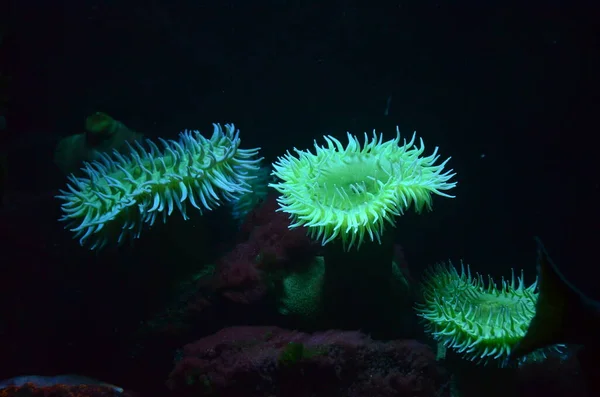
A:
[0, 383, 135, 397]
[213, 241, 266, 304]
[237, 193, 280, 236]
[211, 194, 318, 306]
[239, 193, 318, 268]
[142, 195, 320, 340]
[167, 326, 450, 397]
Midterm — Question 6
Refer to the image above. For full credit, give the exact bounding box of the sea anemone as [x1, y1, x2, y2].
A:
[57, 123, 261, 250]
[269, 126, 456, 334]
[230, 163, 271, 223]
[85, 111, 119, 135]
[416, 261, 560, 366]
[269, 127, 456, 250]
[54, 112, 143, 175]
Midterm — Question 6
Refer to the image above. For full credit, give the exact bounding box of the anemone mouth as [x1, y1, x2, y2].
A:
[416, 262, 548, 366]
[311, 154, 394, 209]
[270, 127, 457, 250]
[300, 152, 401, 248]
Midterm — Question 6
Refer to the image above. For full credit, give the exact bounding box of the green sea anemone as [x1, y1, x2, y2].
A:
[57, 123, 261, 250]
[269, 127, 456, 250]
[416, 261, 552, 366]
[269, 126, 456, 334]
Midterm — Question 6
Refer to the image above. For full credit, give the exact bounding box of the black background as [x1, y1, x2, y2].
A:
[1, 1, 598, 395]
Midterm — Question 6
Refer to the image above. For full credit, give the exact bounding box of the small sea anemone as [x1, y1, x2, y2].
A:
[57, 123, 261, 250]
[54, 113, 143, 175]
[416, 262, 560, 366]
[269, 127, 456, 250]
[85, 111, 119, 135]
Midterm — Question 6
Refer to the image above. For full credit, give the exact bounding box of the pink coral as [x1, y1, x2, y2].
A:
[168, 326, 450, 397]
[240, 193, 318, 267]
[212, 194, 318, 305]
[139, 195, 320, 340]
[213, 241, 266, 304]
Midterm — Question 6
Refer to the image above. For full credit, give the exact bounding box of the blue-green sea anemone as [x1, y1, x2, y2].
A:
[57, 123, 261, 250]
[230, 163, 271, 223]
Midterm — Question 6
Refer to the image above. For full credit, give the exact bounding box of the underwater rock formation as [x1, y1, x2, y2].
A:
[167, 326, 450, 397]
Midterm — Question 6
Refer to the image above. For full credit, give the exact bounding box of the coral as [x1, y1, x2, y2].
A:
[270, 127, 456, 250]
[213, 194, 319, 305]
[278, 256, 326, 319]
[168, 326, 450, 397]
[241, 194, 319, 265]
[0, 383, 132, 397]
[213, 241, 267, 305]
[416, 261, 558, 366]
[57, 123, 262, 250]
[136, 195, 321, 344]
[0, 375, 122, 392]
[277, 254, 411, 325]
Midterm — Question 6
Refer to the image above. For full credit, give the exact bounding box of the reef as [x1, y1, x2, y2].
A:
[138, 193, 320, 341]
[167, 326, 451, 397]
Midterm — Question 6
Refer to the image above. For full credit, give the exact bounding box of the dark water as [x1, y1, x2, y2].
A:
[1, 2, 598, 397]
